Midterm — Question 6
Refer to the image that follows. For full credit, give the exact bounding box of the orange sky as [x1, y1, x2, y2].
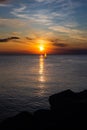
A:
[0, 0, 87, 54]
[0, 37, 87, 54]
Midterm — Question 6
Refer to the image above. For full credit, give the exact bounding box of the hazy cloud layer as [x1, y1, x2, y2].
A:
[10, 0, 78, 26]
[50, 39, 68, 47]
[0, 18, 27, 28]
[26, 37, 34, 40]
[53, 43, 68, 47]
[10, 0, 85, 39]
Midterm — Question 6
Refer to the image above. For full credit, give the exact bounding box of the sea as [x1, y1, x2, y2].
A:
[0, 54, 87, 122]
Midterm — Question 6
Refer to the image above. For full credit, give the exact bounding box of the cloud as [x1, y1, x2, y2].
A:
[11, 32, 22, 36]
[0, 3, 11, 6]
[0, 37, 20, 42]
[35, 0, 45, 2]
[0, 18, 27, 28]
[0, 0, 8, 2]
[53, 43, 68, 47]
[12, 5, 27, 13]
[49, 26, 71, 33]
[0, 0, 12, 6]
[11, 5, 31, 19]
[26, 37, 34, 40]
[49, 25, 84, 35]
[35, 0, 65, 4]
[50, 39, 68, 47]
[0, 0, 13, 4]
[66, 48, 87, 54]
[10, 0, 80, 28]
[35, 0, 55, 3]
[11, 5, 53, 25]
[0, 0, 86, 47]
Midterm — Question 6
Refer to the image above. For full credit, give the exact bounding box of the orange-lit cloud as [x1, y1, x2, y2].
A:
[0, 0, 87, 54]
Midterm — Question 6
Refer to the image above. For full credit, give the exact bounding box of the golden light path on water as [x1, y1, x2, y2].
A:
[39, 55, 45, 83]
[38, 55, 46, 96]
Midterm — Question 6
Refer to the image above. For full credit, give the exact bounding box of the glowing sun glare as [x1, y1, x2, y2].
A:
[40, 46, 44, 51]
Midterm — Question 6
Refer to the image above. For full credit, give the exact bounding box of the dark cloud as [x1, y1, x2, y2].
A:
[49, 47, 87, 54]
[50, 39, 58, 43]
[0, 0, 14, 4]
[0, 37, 20, 42]
[53, 43, 68, 47]
[26, 37, 34, 40]
[0, 0, 6, 2]
[50, 39, 68, 47]
[0, 0, 9, 3]
[67, 48, 87, 54]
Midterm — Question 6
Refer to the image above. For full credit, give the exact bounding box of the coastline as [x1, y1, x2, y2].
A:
[0, 89, 87, 130]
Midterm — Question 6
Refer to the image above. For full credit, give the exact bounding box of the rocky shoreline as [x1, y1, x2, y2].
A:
[0, 89, 87, 130]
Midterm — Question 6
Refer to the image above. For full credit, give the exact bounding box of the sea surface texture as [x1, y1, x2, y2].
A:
[0, 55, 87, 121]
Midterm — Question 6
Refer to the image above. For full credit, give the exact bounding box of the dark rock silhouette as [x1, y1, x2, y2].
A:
[0, 111, 33, 130]
[0, 89, 87, 130]
[49, 89, 87, 129]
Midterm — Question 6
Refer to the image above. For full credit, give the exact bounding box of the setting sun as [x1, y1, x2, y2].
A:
[40, 46, 44, 51]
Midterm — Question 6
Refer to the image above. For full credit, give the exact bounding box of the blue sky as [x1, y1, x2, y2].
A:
[0, 0, 87, 54]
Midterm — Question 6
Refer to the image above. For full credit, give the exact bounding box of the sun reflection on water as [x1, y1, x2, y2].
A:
[39, 55, 45, 83]
[37, 55, 46, 96]
[39, 55, 44, 75]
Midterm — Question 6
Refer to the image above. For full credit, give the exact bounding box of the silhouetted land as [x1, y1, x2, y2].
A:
[0, 89, 87, 130]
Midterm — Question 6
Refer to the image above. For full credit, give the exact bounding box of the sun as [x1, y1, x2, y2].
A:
[40, 46, 44, 51]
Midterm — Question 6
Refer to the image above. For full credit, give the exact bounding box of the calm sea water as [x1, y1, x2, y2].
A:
[0, 55, 87, 122]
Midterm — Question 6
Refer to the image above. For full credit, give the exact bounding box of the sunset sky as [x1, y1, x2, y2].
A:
[0, 0, 87, 54]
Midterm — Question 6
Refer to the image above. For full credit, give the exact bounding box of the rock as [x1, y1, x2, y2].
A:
[0, 111, 33, 130]
[49, 89, 77, 106]
[49, 89, 87, 121]
[1, 89, 87, 130]
[78, 90, 87, 100]
[33, 109, 52, 129]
